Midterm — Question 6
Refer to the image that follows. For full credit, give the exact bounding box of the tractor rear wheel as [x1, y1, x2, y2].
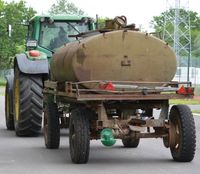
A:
[13, 65, 43, 136]
[169, 105, 196, 162]
[5, 82, 14, 130]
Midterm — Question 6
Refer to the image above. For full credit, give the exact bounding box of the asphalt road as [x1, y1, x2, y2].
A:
[0, 95, 200, 174]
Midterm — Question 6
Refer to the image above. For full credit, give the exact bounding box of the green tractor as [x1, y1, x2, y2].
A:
[5, 15, 95, 136]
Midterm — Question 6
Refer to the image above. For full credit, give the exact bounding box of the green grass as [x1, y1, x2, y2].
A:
[0, 77, 6, 86]
[193, 110, 200, 114]
[169, 99, 200, 105]
[0, 83, 5, 95]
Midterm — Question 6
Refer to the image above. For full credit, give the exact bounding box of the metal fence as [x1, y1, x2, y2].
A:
[175, 56, 200, 85]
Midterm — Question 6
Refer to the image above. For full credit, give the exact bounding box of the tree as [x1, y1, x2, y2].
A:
[193, 32, 200, 57]
[49, 0, 85, 16]
[151, 9, 200, 60]
[0, 0, 4, 10]
[0, 0, 36, 68]
[96, 16, 110, 29]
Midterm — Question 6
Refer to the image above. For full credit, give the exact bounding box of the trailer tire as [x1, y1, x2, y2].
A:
[5, 82, 14, 130]
[44, 96, 60, 149]
[169, 105, 196, 162]
[69, 108, 90, 164]
[13, 65, 43, 136]
[122, 137, 140, 148]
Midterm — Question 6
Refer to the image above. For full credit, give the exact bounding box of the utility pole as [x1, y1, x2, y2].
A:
[163, 0, 191, 82]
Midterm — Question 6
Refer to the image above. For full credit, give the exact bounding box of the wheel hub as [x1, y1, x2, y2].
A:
[169, 121, 180, 149]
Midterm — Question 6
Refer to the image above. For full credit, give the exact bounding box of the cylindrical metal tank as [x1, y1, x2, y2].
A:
[51, 30, 177, 87]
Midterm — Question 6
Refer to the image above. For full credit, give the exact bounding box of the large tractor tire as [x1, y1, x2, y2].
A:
[44, 96, 60, 149]
[169, 105, 196, 162]
[69, 108, 90, 164]
[5, 82, 15, 130]
[122, 137, 140, 148]
[13, 65, 43, 136]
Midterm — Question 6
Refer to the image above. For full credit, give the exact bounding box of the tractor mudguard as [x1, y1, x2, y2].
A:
[15, 53, 49, 74]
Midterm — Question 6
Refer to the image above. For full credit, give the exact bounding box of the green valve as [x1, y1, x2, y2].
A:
[100, 128, 116, 147]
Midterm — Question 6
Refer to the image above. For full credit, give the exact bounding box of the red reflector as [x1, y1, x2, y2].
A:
[177, 86, 194, 95]
[29, 50, 40, 57]
[187, 87, 194, 95]
[177, 86, 187, 95]
[99, 82, 115, 91]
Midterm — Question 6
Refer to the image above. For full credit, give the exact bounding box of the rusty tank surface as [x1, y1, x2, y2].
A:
[51, 29, 177, 87]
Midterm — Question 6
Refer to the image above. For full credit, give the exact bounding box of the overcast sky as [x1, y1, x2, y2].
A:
[5, 0, 200, 31]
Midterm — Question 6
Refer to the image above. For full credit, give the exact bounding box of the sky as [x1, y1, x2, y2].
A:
[5, 0, 200, 32]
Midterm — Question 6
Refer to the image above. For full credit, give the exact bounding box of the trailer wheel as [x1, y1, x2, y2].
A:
[69, 108, 90, 164]
[169, 105, 196, 162]
[44, 96, 60, 149]
[13, 65, 43, 136]
[122, 137, 140, 148]
[5, 82, 14, 130]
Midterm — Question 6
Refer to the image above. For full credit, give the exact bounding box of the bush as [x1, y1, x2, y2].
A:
[0, 77, 6, 86]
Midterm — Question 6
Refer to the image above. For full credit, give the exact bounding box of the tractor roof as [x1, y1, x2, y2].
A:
[30, 15, 90, 22]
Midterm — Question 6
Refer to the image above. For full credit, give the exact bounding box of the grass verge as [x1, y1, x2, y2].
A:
[193, 110, 200, 114]
[0, 77, 6, 86]
[169, 99, 200, 105]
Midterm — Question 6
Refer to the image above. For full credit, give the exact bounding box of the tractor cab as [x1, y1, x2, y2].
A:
[27, 15, 95, 56]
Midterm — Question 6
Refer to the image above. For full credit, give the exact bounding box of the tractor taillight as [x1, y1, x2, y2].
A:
[187, 87, 194, 95]
[29, 50, 40, 57]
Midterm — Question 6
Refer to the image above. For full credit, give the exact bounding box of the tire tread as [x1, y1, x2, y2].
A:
[70, 108, 90, 164]
[14, 68, 43, 137]
[170, 105, 196, 162]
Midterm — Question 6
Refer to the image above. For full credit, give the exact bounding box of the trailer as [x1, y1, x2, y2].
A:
[43, 80, 196, 164]
[42, 16, 196, 164]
